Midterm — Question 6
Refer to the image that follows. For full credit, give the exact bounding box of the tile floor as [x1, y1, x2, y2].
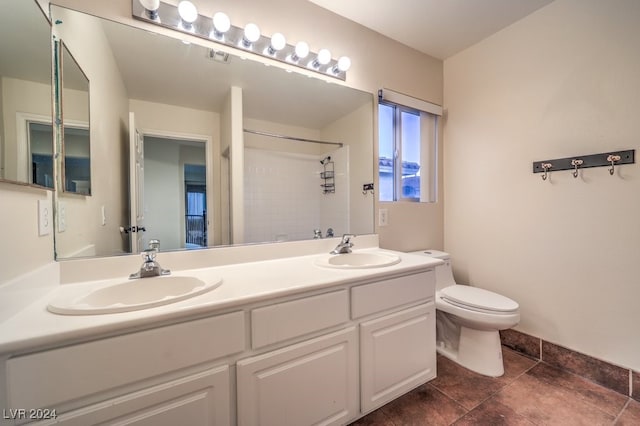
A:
[350, 347, 640, 425]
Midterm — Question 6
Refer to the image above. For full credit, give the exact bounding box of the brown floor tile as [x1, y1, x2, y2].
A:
[500, 329, 541, 360]
[349, 383, 468, 426]
[528, 362, 628, 416]
[616, 399, 640, 425]
[453, 399, 536, 425]
[378, 383, 468, 426]
[498, 347, 538, 384]
[494, 373, 616, 425]
[542, 341, 629, 395]
[349, 407, 395, 426]
[632, 371, 640, 402]
[429, 355, 507, 410]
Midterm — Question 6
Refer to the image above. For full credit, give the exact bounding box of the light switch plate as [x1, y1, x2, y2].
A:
[378, 208, 388, 227]
[57, 201, 66, 233]
[38, 199, 52, 236]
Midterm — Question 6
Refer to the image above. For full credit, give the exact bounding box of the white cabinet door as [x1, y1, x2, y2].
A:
[41, 366, 230, 426]
[237, 327, 358, 426]
[360, 303, 436, 414]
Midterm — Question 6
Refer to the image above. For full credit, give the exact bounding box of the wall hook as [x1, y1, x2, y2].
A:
[362, 183, 374, 195]
[607, 154, 621, 175]
[571, 159, 583, 178]
[541, 163, 552, 181]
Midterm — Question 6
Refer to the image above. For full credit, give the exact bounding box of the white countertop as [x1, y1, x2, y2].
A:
[0, 248, 442, 355]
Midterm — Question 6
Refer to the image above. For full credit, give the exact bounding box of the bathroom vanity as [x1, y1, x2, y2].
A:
[0, 246, 441, 425]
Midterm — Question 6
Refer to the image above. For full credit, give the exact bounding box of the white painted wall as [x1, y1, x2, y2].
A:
[444, 0, 640, 370]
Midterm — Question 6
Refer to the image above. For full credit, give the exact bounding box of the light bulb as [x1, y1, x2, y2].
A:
[242, 23, 261, 47]
[178, 1, 198, 27]
[333, 56, 351, 74]
[317, 49, 331, 65]
[312, 48, 331, 68]
[212, 12, 230, 38]
[292, 41, 309, 61]
[139, 0, 160, 20]
[268, 32, 286, 54]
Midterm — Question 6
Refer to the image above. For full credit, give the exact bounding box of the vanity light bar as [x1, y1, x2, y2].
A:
[132, 0, 350, 81]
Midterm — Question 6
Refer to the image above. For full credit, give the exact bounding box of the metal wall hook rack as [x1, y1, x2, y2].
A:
[362, 183, 374, 195]
[533, 150, 635, 180]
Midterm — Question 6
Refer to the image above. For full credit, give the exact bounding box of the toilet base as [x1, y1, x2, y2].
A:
[436, 326, 504, 377]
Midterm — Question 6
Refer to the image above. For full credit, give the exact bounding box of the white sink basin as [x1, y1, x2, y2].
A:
[48, 271, 222, 315]
[314, 252, 401, 269]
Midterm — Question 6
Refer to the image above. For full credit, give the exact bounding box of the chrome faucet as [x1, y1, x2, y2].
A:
[326, 227, 334, 238]
[129, 240, 171, 279]
[313, 229, 323, 239]
[330, 234, 355, 254]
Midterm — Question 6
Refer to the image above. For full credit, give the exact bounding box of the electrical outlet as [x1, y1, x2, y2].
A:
[378, 208, 388, 227]
[38, 199, 52, 236]
[57, 201, 66, 233]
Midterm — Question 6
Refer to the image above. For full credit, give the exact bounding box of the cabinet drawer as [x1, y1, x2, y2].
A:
[7, 311, 245, 409]
[351, 271, 434, 319]
[38, 366, 230, 426]
[251, 290, 349, 349]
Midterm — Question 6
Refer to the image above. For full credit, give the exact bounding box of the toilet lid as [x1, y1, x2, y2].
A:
[440, 285, 518, 313]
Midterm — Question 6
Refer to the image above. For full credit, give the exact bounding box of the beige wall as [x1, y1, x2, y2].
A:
[444, 0, 640, 370]
[0, 183, 54, 283]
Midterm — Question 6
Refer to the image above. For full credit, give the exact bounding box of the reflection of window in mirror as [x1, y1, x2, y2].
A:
[61, 42, 91, 195]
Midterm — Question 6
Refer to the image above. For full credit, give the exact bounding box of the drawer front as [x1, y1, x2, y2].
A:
[351, 271, 434, 319]
[251, 289, 349, 349]
[7, 311, 245, 409]
[43, 366, 230, 426]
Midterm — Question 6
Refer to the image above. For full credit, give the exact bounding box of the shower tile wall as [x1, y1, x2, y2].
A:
[244, 148, 348, 243]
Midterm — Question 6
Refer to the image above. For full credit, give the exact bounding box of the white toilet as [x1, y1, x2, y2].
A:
[416, 250, 520, 377]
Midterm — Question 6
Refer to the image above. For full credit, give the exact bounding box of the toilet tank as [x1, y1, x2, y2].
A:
[411, 250, 457, 291]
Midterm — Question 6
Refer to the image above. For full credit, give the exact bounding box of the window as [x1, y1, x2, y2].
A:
[378, 95, 438, 203]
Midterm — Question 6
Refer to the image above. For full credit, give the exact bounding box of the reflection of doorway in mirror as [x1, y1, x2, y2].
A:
[185, 165, 207, 248]
[143, 135, 209, 252]
[27, 121, 54, 188]
[16, 113, 54, 187]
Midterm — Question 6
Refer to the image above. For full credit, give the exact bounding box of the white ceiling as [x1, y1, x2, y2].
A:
[308, 0, 555, 59]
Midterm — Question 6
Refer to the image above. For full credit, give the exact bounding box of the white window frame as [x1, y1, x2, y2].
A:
[378, 89, 440, 203]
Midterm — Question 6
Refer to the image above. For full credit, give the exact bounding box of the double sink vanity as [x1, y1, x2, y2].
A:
[0, 237, 442, 425]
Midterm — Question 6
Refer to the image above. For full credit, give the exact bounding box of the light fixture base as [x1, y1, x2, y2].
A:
[132, 0, 347, 81]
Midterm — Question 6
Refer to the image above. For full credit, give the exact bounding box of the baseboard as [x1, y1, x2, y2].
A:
[500, 329, 638, 401]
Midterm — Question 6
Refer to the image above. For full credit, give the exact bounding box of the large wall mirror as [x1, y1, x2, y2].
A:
[51, 5, 375, 260]
[0, 0, 53, 189]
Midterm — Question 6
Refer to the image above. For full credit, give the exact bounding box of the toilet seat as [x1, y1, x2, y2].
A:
[440, 285, 518, 314]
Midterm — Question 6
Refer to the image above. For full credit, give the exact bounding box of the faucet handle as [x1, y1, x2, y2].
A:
[341, 234, 355, 244]
[148, 239, 160, 250]
[141, 248, 157, 262]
